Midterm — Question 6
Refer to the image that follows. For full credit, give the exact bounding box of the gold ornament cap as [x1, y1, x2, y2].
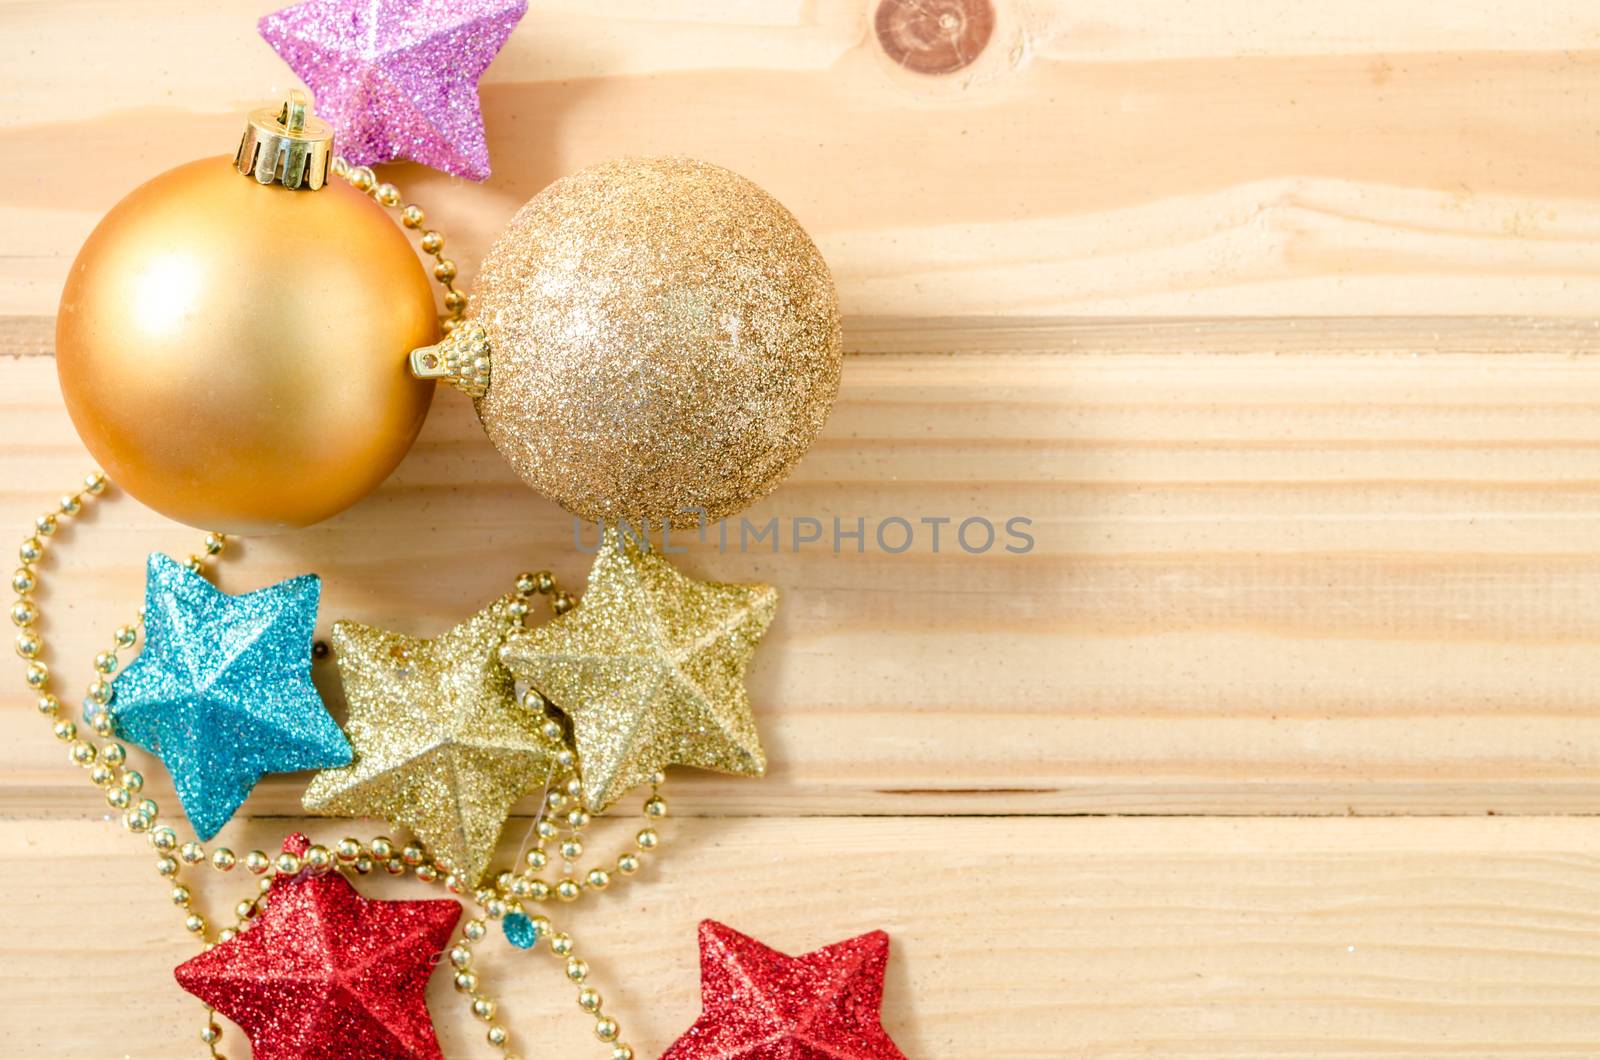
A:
[235, 91, 332, 191]
[410, 320, 491, 398]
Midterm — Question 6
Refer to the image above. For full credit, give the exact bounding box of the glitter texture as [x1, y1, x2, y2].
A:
[499, 530, 774, 813]
[109, 554, 350, 840]
[259, 0, 527, 180]
[175, 833, 462, 1059]
[303, 596, 561, 885]
[502, 910, 540, 949]
[664, 920, 907, 1060]
[471, 156, 843, 528]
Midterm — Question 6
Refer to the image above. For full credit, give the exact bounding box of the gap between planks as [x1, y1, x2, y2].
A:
[9, 313, 1600, 359]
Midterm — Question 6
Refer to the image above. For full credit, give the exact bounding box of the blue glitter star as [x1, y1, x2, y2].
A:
[109, 554, 351, 839]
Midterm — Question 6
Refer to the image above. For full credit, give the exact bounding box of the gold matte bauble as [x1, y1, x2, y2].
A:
[468, 156, 842, 529]
[56, 156, 437, 533]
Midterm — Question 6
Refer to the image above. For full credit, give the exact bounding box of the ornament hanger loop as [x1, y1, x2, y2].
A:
[278, 90, 310, 134]
[235, 89, 333, 190]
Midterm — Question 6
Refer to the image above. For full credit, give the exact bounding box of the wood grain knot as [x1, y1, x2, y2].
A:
[874, 0, 995, 75]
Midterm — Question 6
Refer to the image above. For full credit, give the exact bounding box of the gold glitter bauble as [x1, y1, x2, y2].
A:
[303, 597, 561, 885]
[499, 531, 775, 813]
[56, 156, 437, 534]
[469, 157, 842, 529]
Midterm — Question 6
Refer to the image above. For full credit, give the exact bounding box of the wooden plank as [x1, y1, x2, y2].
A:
[4, 816, 1600, 1058]
[8, 5, 1600, 1057]
[5, 2, 1600, 318]
[10, 323, 1600, 816]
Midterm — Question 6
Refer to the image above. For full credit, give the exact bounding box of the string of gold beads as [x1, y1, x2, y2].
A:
[510, 567, 577, 621]
[16, 473, 652, 1058]
[483, 768, 667, 907]
[12, 473, 237, 1054]
[186, 824, 655, 1059]
[332, 158, 470, 333]
[444, 914, 635, 1059]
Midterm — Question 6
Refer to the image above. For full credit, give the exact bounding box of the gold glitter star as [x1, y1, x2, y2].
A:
[499, 532, 775, 813]
[303, 597, 560, 885]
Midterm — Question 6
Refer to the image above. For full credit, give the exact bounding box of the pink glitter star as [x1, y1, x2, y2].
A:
[259, 0, 526, 180]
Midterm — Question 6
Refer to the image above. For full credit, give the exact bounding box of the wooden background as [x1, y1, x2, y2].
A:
[5, 0, 1600, 1056]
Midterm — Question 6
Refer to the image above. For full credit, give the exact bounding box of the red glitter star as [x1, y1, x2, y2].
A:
[663, 920, 908, 1060]
[174, 835, 461, 1059]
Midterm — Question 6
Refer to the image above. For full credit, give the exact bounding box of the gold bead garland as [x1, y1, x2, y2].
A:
[14, 472, 658, 1059]
[331, 157, 469, 331]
